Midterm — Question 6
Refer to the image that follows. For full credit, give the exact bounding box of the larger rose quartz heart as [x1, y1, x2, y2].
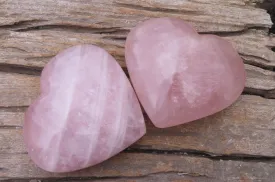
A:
[125, 18, 246, 128]
[24, 45, 146, 172]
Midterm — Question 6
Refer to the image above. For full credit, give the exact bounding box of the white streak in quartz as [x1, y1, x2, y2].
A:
[85, 49, 108, 166]
[108, 73, 126, 157]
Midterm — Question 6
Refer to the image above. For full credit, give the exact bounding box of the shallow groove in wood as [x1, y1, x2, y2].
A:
[241, 56, 274, 71]
[243, 87, 275, 99]
[0, 126, 22, 129]
[0, 64, 41, 76]
[0, 20, 46, 31]
[0, 105, 28, 110]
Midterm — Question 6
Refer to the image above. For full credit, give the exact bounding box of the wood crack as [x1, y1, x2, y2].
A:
[114, 2, 202, 16]
[200, 26, 269, 37]
[0, 18, 269, 37]
[0, 22, 129, 34]
[126, 148, 275, 162]
[104, 26, 270, 41]
[0, 171, 212, 182]
[258, 0, 275, 34]
[5, 22, 268, 36]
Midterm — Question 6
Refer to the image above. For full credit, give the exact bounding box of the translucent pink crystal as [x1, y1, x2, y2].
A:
[24, 45, 146, 172]
[125, 18, 246, 128]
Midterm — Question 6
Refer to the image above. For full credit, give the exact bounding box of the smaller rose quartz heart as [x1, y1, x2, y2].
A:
[125, 18, 246, 128]
[24, 45, 146, 172]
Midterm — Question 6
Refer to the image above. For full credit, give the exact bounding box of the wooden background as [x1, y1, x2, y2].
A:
[1, 0, 275, 181]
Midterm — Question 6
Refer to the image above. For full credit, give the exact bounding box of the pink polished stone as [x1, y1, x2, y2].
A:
[24, 45, 146, 172]
[125, 18, 246, 128]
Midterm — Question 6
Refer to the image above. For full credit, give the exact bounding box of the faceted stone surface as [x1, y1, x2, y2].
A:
[125, 18, 246, 128]
[24, 45, 146, 172]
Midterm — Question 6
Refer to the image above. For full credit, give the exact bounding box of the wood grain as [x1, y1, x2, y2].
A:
[1, 152, 275, 181]
[0, 0, 271, 31]
[0, 0, 275, 181]
[0, 73, 39, 107]
[0, 29, 274, 72]
[0, 0, 274, 70]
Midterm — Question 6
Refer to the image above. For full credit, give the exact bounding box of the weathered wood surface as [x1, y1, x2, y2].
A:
[2, 152, 275, 182]
[0, 0, 275, 181]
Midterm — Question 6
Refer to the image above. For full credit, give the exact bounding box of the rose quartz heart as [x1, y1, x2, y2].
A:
[24, 45, 146, 172]
[125, 18, 246, 128]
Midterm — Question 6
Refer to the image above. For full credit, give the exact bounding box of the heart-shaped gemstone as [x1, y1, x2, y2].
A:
[125, 18, 246, 128]
[24, 45, 146, 172]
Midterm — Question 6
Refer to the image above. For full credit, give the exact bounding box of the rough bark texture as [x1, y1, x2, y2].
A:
[0, 0, 275, 181]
